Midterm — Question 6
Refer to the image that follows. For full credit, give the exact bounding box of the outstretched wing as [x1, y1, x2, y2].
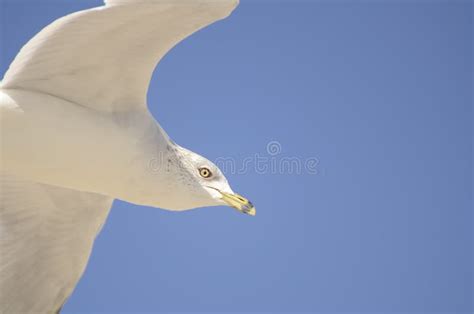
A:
[1, 0, 239, 112]
[0, 175, 114, 313]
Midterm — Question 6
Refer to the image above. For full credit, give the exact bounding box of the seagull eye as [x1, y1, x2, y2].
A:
[198, 167, 212, 179]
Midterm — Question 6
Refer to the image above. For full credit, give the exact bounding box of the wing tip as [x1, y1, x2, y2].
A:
[103, 0, 240, 19]
[105, 0, 239, 7]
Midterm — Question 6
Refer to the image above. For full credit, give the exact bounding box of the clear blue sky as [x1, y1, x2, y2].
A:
[1, 0, 472, 313]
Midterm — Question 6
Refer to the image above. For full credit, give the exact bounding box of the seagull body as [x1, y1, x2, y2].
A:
[1, 89, 175, 208]
[0, 1, 254, 313]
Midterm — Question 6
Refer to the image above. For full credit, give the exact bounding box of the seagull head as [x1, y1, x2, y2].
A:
[163, 145, 255, 216]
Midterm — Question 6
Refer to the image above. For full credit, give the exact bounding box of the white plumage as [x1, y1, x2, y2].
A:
[0, 1, 254, 313]
[2, 0, 239, 112]
[0, 176, 112, 313]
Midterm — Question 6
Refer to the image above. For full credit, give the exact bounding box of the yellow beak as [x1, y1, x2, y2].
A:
[220, 191, 256, 216]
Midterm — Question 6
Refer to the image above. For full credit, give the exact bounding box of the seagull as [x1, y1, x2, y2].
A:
[0, 0, 254, 312]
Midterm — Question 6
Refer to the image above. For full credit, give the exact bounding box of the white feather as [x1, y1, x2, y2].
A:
[2, 0, 239, 112]
[0, 175, 113, 313]
[0, 1, 240, 312]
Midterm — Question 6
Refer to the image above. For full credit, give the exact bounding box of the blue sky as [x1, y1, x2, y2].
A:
[1, 0, 472, 313]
